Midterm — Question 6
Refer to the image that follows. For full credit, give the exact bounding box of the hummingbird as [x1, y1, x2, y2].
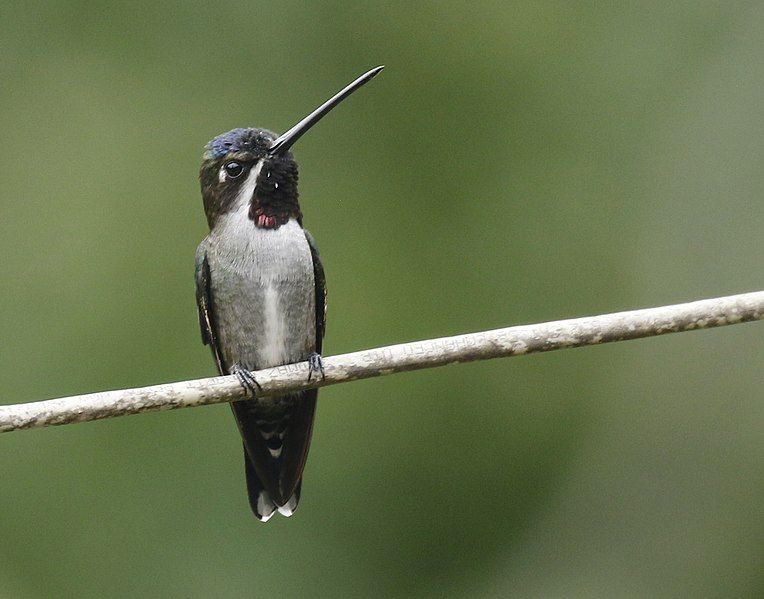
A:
[195, 66, 384, 521]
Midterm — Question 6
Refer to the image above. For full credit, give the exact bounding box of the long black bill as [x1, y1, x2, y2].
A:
[268, 65, 385, 157]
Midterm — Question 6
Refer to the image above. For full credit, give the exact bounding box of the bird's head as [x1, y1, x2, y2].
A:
[199, 66, 384, 230]
[200, 127, 299, 229]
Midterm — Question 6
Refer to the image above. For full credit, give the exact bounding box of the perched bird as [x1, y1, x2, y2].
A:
[195, 67, 384, 521]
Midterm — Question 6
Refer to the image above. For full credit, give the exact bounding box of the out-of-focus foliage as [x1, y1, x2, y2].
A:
[0, 2, 761, 597]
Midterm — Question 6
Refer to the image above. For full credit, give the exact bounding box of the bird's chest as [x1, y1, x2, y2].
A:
[207, 217, 316, 369]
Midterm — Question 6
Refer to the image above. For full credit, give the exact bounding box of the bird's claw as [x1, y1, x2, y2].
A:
[231, 364, 261, 397]
[307, 352, 325, 382]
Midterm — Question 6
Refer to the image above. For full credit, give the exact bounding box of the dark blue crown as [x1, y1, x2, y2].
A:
[204, 128, 276, 159]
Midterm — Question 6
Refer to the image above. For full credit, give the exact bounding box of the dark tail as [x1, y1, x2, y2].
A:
[243, 449, 302, 521]
[231, 390, 317, 521]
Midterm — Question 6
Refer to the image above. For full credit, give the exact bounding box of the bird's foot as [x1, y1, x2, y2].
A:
[231, 364, 262, 397]
[307, 352, 325, 382]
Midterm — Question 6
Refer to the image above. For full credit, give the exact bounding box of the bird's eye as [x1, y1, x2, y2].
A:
[224, 161, 244, 179]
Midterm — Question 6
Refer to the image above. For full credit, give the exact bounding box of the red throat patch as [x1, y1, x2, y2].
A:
[255, 213, 278, 229]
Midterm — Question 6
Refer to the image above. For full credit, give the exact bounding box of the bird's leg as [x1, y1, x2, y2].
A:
[231, 364, 262, 397]
[307, 352, 325, 382]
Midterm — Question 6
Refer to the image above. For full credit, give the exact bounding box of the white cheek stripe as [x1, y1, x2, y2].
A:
[229, 159, 264, 211]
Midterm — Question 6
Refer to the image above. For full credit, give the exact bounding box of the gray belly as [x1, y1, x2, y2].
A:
[206, 219, 316, 372]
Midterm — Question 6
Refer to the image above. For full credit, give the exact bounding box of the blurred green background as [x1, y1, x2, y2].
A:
[0, 2, 762, 597]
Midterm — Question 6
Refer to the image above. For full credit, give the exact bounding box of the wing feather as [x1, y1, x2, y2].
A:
[195, 240, 226, 374]
[304, 229, 327, 352]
